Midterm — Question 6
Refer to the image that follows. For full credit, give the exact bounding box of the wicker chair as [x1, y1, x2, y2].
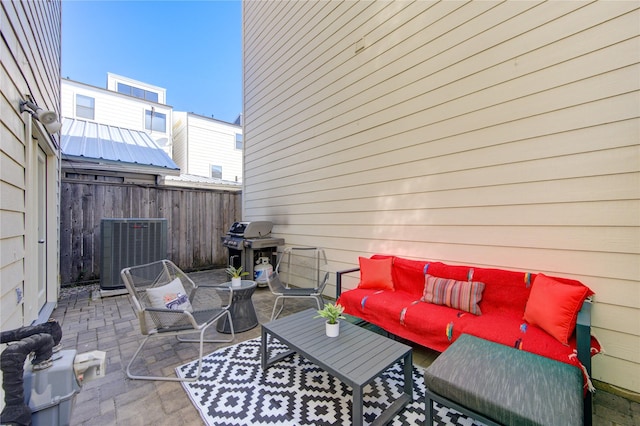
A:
[121, 260, 234, 381]
[267, 247, 329, 321]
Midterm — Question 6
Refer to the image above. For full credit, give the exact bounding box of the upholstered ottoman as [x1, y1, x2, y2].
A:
[424, 334, 584, 426]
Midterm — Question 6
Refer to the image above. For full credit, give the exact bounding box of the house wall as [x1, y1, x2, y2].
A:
[243, 1, 640, 393]
[61, 78, 173, 156]
[173, 112, 243, 182]
[1, 0, 62, 409]
[172, 111, 189, 172]
[106, 72, 167, 104]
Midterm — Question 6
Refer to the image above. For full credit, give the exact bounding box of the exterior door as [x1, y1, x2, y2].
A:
[37, 146, 47, 309]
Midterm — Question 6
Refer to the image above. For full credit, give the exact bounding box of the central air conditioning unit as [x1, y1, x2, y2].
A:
[100, 218, 167, 292]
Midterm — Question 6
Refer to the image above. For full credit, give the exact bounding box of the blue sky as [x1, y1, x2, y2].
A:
[62, 0, 242, 124]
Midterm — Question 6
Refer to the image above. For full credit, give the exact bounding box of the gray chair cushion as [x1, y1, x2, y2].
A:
[424, 334, 583, 426]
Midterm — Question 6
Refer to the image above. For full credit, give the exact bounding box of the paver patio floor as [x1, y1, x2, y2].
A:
[50, 268, 638, 425]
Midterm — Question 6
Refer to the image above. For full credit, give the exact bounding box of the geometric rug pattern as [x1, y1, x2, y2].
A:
[176, 338, 484, 426]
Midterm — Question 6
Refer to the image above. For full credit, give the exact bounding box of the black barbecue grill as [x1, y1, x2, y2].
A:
[222, 221, 284, 285]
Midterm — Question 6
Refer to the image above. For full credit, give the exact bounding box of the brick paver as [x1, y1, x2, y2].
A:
[49, 269, 637, 425]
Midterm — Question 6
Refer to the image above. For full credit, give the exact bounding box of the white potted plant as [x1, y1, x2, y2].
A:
[315, 303, 346, 337]
[225, 265, 249, 288]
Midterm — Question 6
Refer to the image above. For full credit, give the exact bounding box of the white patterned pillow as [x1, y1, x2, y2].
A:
[146, 277, 193, 314]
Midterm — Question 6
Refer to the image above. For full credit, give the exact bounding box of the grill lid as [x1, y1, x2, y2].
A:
[227, 221, 273, 238]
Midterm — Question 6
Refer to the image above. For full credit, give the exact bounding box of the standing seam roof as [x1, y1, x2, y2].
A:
[60, 118, 179, 171]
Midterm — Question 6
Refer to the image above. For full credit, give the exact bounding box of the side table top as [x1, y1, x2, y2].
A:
[219, 280, 256, 290]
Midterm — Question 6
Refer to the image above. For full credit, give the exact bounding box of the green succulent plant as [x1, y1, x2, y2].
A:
[225, 265, 249, 279]
[314, 303, 346, 325]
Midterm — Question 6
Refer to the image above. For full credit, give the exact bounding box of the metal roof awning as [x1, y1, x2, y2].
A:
[60, 118, 180, 176]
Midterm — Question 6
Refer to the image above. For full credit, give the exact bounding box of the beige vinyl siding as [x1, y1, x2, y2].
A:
[243, 1, 640, 393]
[1, 1, 62, 412]
[1, 0, 61, 320]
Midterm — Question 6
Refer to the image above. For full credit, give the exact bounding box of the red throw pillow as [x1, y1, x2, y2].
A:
[523, 273, 590, 345]
[421, 274, 485, 315]
[357, 257, 394, 290]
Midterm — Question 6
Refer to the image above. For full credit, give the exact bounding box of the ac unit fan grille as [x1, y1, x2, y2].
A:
[100, 219, 167, 290]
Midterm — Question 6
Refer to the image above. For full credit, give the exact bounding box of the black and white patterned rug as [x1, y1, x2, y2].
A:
[176, 337, 482, 426]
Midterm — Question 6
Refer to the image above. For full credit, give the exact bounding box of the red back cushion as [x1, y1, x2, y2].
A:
[426, 263, 470, 281]
[389, 257, 444, 296]
[472, 268, 533, 316]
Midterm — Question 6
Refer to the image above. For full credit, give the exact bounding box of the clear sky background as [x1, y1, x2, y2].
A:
[62, 0, 242, 124]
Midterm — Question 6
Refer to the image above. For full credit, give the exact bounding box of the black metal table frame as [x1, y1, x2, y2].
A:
[216, 280, 258, 333]
[261, 309, 413, 426]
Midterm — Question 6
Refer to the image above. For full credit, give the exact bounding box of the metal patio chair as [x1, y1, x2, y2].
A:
[267, 247, 329, 321]
[121, 259, 234, 381]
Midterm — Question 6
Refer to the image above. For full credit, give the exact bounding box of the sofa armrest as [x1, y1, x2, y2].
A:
[336, 267, 360, 298]
[577, 299, 593, 426]
[576, 299, 592, 376]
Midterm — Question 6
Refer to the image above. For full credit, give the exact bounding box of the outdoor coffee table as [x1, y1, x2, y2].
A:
[261, 308, 413, 426]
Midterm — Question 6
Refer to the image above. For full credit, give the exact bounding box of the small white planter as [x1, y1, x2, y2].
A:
[231, 277, 242, 288]
[325, 321, 340, 337]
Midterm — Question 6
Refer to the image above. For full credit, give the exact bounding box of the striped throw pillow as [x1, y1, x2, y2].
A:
[421, 274, 485, 315]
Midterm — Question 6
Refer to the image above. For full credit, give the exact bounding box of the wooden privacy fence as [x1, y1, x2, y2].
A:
[60, 180, 241, 285]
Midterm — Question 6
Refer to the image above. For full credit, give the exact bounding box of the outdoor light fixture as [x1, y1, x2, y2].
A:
[20, 100, 62, 134]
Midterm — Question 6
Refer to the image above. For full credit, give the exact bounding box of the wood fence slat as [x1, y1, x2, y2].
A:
[59, 180, 241, 285]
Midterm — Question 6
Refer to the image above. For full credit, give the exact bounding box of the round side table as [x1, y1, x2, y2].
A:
[216, 280, 258, 333]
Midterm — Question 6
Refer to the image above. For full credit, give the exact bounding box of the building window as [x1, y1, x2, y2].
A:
[117, 82, 159, 102]
[145, 110, 166, 132]
[235, 133, 243, 150]
[76, 94, 95, 119]
[211, 165, 222, 179]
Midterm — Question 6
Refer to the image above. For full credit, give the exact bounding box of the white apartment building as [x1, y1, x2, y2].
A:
[61, 74, 244, 182]
[173, 112, 243, 183]
[61, 74, 173, 156]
